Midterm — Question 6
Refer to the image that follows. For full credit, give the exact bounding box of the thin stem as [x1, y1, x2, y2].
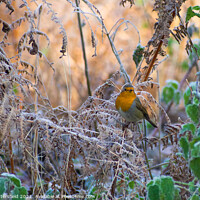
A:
[33, 5, 42, 194]
[75, 0, 92, 96]
[174, 180, 197, 187]
[148, 162, 169, 171]
[138, 125, 153, 179]
[9, 134, 14, 174]
[82, 0, 131, 84]
[143, 120, 147, 151]
[157, 69, 162, 172]
[105, 30, 131, 83]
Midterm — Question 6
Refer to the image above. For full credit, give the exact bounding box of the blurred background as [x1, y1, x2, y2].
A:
[0, 0, 199, 114]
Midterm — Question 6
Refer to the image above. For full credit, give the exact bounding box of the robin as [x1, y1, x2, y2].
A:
[115, 83, 157, 128]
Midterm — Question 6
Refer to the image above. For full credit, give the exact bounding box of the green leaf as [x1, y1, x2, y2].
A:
[166, 80, 179, 90]
[0, 177, 6, 195]
[167, 38, 176, 56]
[18, 186, 27, 196]
[181, 123, 196, 135]
[148, 185, 160, 200]
[163, 80, 181, 105]
[194, 43, 200, 57]
[190, 136, 200, 157]
[184, 89, 191, 106]
[192, 6, 200, 10]
[186, 6, 200, 23]
[1, 173, 21, 187]
[162, 86, 175, 104]
[191, 146, 200, 157]
[190, 157, 200, 179]
[11, 186, 27, 200]
[186, 7, 196, 22]
[174, 188, 181, 200]
[181, 60, 189, 71]
[184, 82, 197, 106]
[186, 104, 199, 124]
[128, 180, 135, 189]
[189, 179, 197, 192]
[154, 178, 161, 187]
[160, 176, 175, 200]
[13, 84, 18, 94]
[193, 96, 199, 105]
[174, 91, 181, 105]
[11, 187, 20, 200]
[132, 43, 145, 68]
[191, 195, 200, 200]
[179, 137, 189, 160]
[197, 128, 200, 136]
[190, 137, 200, 149]
[147, 180, 154, 187]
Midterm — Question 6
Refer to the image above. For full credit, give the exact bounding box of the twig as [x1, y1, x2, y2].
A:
[75, 0, 92, 96]
[109, 18, 141, 44]
[82, 0, 131, 84]
[157, 69, 162, 172]
[33, 4, 42, 194]
[138, 125, 153, 180]
[144, 39, 163, 82]
[8, 134, 14, 174]
[148, 162, 169, 171]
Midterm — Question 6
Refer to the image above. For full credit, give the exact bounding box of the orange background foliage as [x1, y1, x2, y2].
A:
[0, 0, 199, 110]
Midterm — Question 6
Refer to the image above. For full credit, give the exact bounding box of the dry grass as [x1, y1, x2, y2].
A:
[0, 0, 199, 199]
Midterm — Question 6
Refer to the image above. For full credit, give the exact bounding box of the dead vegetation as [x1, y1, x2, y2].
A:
[0, 0, 199, 199]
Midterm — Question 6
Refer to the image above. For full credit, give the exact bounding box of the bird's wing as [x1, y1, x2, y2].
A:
[135, 97, 149, 116]
[135, 97, 157, 127]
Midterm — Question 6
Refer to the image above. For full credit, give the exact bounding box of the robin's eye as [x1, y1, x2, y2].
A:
[124, 89, 127, 91]
[130, 89, 133, 92]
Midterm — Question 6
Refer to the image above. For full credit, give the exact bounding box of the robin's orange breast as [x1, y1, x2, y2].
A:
[115, 91, 136, 112]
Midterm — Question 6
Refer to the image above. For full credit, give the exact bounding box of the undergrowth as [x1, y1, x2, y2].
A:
[0, 0, 200, 199]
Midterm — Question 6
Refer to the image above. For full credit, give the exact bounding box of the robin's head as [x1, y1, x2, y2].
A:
[121, 83, 135, 94]
[115, 83, 136, 111]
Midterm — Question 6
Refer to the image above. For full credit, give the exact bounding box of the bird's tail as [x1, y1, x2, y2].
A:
[145, 115, 157, 128]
